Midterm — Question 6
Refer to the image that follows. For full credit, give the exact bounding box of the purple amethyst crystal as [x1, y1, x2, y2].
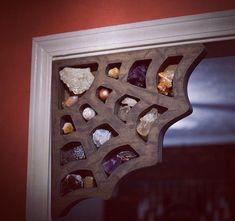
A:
[127, 64, 148, 88]
[102, 150, 138, 175]
[102, 155, 122, 175]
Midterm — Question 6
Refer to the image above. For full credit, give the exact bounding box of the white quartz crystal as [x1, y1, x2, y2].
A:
[92, 129, 111, 147]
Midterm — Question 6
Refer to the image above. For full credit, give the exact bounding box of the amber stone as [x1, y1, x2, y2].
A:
[62, 122, 74, 134]
[84, 176, 94, 188]
[108, 67, 120, 79]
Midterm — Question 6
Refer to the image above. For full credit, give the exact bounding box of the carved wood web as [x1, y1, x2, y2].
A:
[51, 44, 205, 219]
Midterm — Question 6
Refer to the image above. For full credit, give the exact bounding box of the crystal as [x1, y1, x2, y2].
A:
[62, 122, 74, 134]
[82, 107, 96, 120]
[137, 108, 158, 138]
[84, 176, 94, 188]
[61, 174, 83, 195]
[117, 105, 131, 122]
[103, 155, 122, 175]
[62, 96, 78, 107]
[108, 67, 120, 79]
[61, 145, 85, 165]
[117, 150, 137, 162]
[117, 97, 138, 122]
[127, 64, 148, 88]
[98, 88, 110, 102]
[157, 69, 175, 95]
[72, 145, 86, 160]
[92, 129, 111, 147]
[121, 97, 138, 107]
[59, 67, 94, 95]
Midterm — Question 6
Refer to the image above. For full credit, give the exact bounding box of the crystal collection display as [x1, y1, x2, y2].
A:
[51, 45, 205, 219]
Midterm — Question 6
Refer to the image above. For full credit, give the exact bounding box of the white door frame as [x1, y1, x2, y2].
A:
[26, 10, 235, 221]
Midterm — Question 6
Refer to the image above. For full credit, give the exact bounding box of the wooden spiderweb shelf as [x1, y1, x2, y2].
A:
[51, 44, 205, 219]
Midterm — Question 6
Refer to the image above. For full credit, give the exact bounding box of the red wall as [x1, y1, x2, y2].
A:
[0, 1, 234, 220]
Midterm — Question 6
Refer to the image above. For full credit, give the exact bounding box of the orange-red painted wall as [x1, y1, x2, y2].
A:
[0, 1, 234, 220]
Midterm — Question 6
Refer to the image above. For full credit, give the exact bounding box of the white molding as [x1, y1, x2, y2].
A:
[26, 10, 235, 221]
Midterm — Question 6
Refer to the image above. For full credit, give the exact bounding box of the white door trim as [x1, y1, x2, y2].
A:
[26, 10, 235, 221]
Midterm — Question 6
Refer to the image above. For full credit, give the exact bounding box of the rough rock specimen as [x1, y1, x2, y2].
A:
[127, 64, 148, 88]
[108, 67, 120, 79]
[137, 108, 158, 138]
[62, 122, 74, 134]
[84, 176, 95, 188]
[98, 88, 110, 102]
[103, 155, 122, 175]
[121, 97, 138, 107]
[59, 67, 94, 95]
[103, 150, 137, 175]
[117, 97, 138, 121]
[72, 145, 86, 160]
[117, 150, 137, 162]
[61, 145, 86, 165]
[61, 174, 83, 195]
[62, 96, 78, 108]
[157, 69, 175, 96]
[118, 105, 131, 122]
[92, 129, 111, 148]
[82, 107, 96, 121]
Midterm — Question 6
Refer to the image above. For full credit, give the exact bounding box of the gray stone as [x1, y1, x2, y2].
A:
[118, 105, 131, 121]
[121, 97, 138, 107]
[137, 108, 158, 138]
[59, 67, 94, 95]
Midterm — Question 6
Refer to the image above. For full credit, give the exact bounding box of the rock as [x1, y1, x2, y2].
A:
[121, 97, 138, 107]
[102, 155, 122, 175]
[118, 105, 131, 121]
[62, 122, 74, 134]
[61, 145, 85, 165]
[82, 107, 96, 120]
[84, 176, 95, 188]
[117, 150, 138, 162]
[108, 67, 120, 79]
[157, 69, 175, 96]
[72, 145, 86, 160]
[62, 96, 78, 107]
[98, 88, 110, 102]
[59, 67, 94, 95]
[62, 96, 78, 108]
[61, 174, 83, 195]
[102, 150, 137, 175]
[137, 108, 158, 138]
[117, 97, 138, 121]
[92, 129, 111, 147]
[127, 64, 148, 88]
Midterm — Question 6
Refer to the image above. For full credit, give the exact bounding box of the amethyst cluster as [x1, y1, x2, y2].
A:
[127, 64, 148, 88]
